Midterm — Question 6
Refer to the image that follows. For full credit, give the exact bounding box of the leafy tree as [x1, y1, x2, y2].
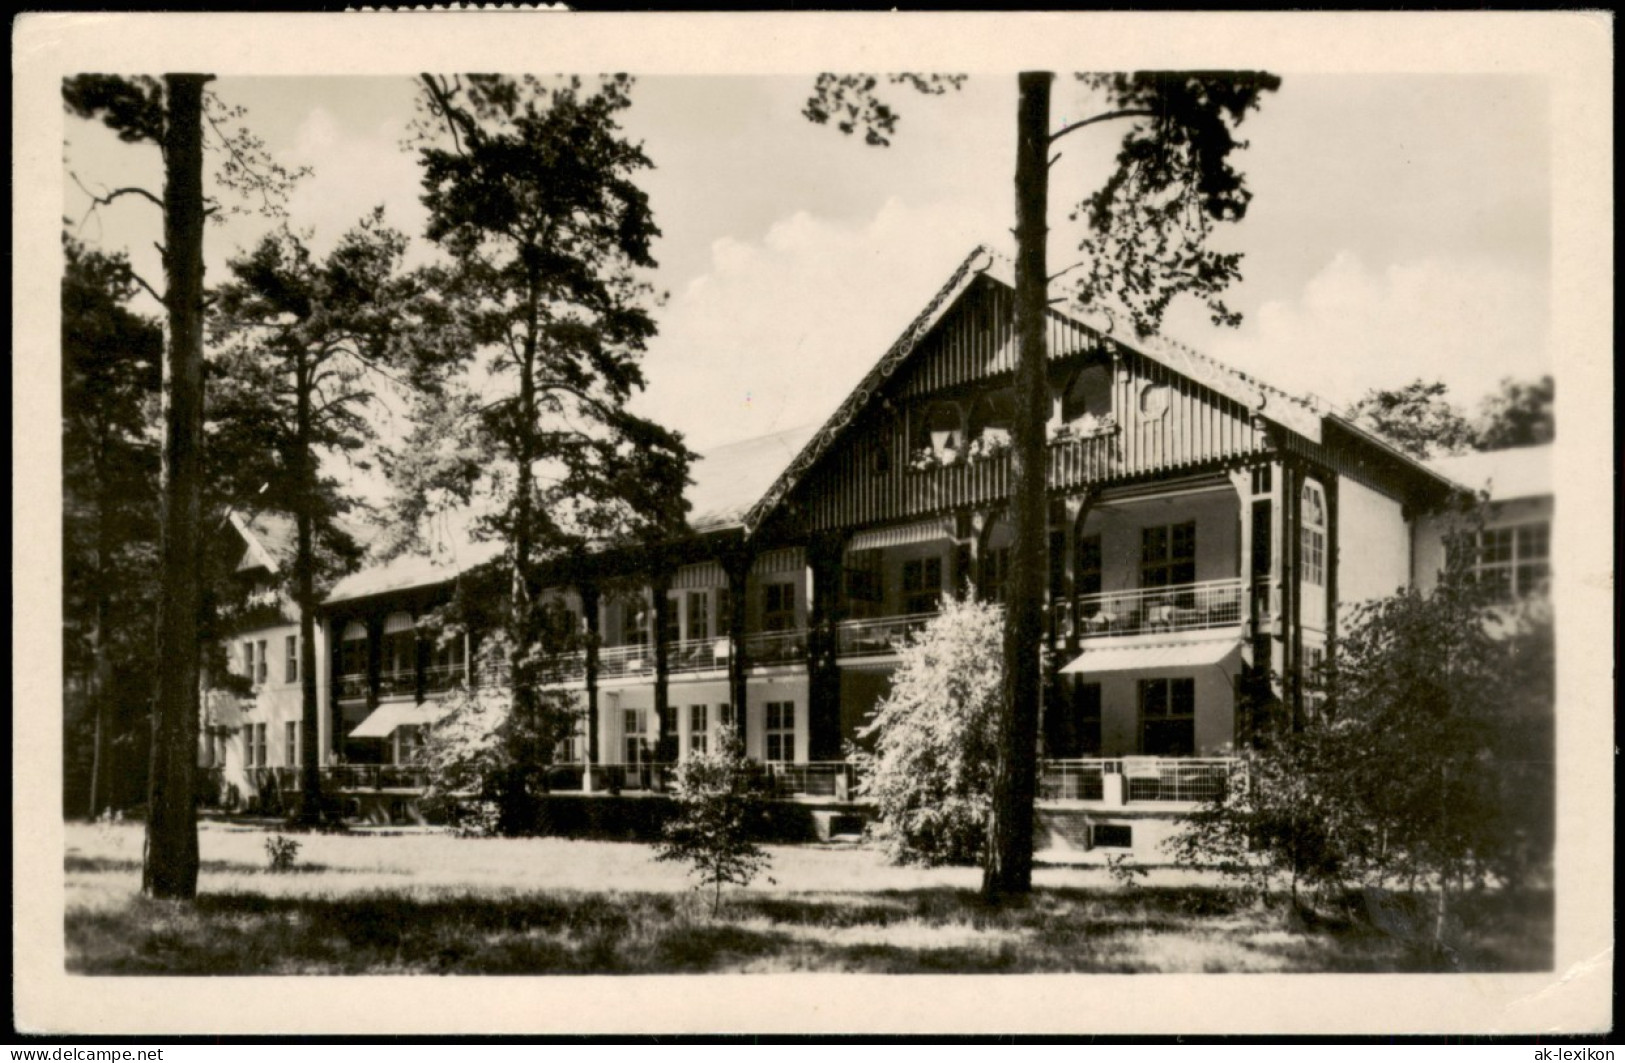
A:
[807, 70, 1278, 898]
[208, 212, 429, 822]
[62, 236, 163, 819]
[851, 594, 1003, 866]
[392, 74, 692, 826]
[64, 74, 305, 899]
[655, 725, 773, 915]
[1474, 374, 1554, 451]
[1347, 379, 1477, 459]
[1175, 543, 1555, 955]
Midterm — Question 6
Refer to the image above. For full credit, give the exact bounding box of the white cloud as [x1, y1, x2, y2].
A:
[636, 195, 1009, 452]
[1199, 251, 1550, 412]
[281, 107, 427, 260]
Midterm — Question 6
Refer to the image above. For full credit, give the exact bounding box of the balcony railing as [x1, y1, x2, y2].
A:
[1039, 757, 1243, 804]
[836, 612, 934, 658]
[376, 669, 416, 700]
[668, 636, 730, 675]
[422, 662, 468, 693]
[338, 672, 368, 700]
[744, 628, 806, 667]
[1064, 578, 1244, 640]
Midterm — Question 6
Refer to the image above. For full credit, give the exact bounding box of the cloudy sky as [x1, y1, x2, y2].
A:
[62, 67, 1552, 455]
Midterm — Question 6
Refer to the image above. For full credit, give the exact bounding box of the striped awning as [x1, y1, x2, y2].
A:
[752, 548, 804, 575]
[848, 519, 956, 553]
[673, 562, 725, 590]
[1061, 636, 1240, 676]
[383, 612, 415, 635]
[349, 701, 443, 739]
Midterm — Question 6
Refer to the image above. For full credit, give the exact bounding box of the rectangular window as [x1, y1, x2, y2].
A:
[285, 721, 299, 766]
[1074, 681, 1102, 757]
[623, 709, 645, 765]
[1141, 522, 1197, 590]
[844, 549, 883, 605]
[1473, 522, 1550, 601]
[624, 599, 650, 647]
[1301, 525, 1325, 587]
[257, 723, 268, 768]
[256, 639, 268, 685]
[1139, 677, 1196, 756]
[763, 582, 795, 632]
[688, 704, 709, 757]
[765, 700, 795, 762]
[902, 556, 943, 614]
[242, 725, 255, 767]
[285, 635, 299, 684]
[242, 641, 255, 682]
[718, 702, 734, 730]
[686, 592, 711, 642]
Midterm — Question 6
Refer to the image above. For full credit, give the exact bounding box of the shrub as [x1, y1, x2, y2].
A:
[655, 726, 773, 915]
[851, 593, 1002, 866]
[264, 833, 300, 873]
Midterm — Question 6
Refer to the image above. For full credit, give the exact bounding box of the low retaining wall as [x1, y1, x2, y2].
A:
[1035, 807, 1189, 863]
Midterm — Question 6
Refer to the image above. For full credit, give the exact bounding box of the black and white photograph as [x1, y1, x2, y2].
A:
[12, 10, 1613, 1038]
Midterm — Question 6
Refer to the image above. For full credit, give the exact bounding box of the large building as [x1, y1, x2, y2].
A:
[203, 247, 1553, 851]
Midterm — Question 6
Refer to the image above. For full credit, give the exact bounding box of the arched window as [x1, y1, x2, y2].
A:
[339, 622, 368, 700]
[1301, 481, 1326, 587]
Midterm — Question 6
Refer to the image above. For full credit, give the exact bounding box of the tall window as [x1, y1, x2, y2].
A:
[688, 704, 709, 757]
[257, 723, 268, 768]
[1075, 533, 1102, 598]
[1073, 682, 1102, 756]
[339, 623, 368, 697]
[256, 640, 268, 685]
[624, 599, 650, 647]
[623, 709, 646, 765]
[1141, 522, 1196, 589]
[686, 591, 711, 642]
[242, 725, 255, 767]
[381, 614, 415, 697]
[1140, 678, 1196, 756]
[902, 556, 943, 614]
[982, 546, 1011, 603]
[1474, 522, 1550, 601]
[765, 701, 795, 762]
[661, 594, 681, 645]
[285, 721, 299, 766]
[1301, 481, 1326, 587]
[242, 641, 255, 682]
[285, 635, 299, 684]
[718, 702, 734, 730]
[762, 582, 795, 632]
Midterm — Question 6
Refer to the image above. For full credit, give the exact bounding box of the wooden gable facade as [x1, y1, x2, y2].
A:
[764, 270, 1273, 539]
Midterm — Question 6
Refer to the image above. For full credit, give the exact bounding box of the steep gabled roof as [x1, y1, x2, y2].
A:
[325, 538, 506, 606]
[230, 511, 295, 574]
[741, 245, 1347, 534]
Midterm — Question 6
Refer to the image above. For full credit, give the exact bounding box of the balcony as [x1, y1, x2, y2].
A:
[338, 672, 368, 701]
[422, 662, 468, 694]
[1064, 578, 1244, 641]
[1038, 757, 1243, 804]
[376, 669, 416, 700]
[836, 612, 934, 659]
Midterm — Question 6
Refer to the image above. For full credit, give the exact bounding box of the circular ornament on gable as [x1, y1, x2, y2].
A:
[1138, 383, 1171, 419]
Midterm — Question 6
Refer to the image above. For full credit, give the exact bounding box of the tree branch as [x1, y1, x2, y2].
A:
[1046, 261, 1088, 284]
[1049, 108, 1156, 144]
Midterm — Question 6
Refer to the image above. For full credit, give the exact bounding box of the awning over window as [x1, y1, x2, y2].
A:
[1060, 636, 1240, 677]
[349, 701, 443, 739]
[673, 562, 725, 590]
[383, 611, 416, 635]
[848, 518, 957, 553]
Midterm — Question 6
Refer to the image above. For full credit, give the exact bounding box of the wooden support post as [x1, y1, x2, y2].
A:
[580, 581, 601, 789]
[724, 547, 752, 755]
[806, 533, 847, 762]
[651, 567, 674, 763]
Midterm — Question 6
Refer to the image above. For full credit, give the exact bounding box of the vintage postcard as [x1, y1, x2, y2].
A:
[12, 10, 1614, 1037]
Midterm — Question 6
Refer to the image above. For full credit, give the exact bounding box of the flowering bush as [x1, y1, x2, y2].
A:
[851, 593, 1003, 865]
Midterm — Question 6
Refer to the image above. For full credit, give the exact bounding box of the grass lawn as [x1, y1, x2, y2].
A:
[65, 820, 1551, 975]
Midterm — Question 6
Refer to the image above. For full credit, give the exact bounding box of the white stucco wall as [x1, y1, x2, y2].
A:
[1412, 495, 1553, 595]
[1338, 475, 1411, 607]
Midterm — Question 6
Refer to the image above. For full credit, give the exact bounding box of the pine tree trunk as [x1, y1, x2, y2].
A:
[294, 449, 324, 823]
[982, 71, 1052, 902]
[143, 72, 208, 900]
